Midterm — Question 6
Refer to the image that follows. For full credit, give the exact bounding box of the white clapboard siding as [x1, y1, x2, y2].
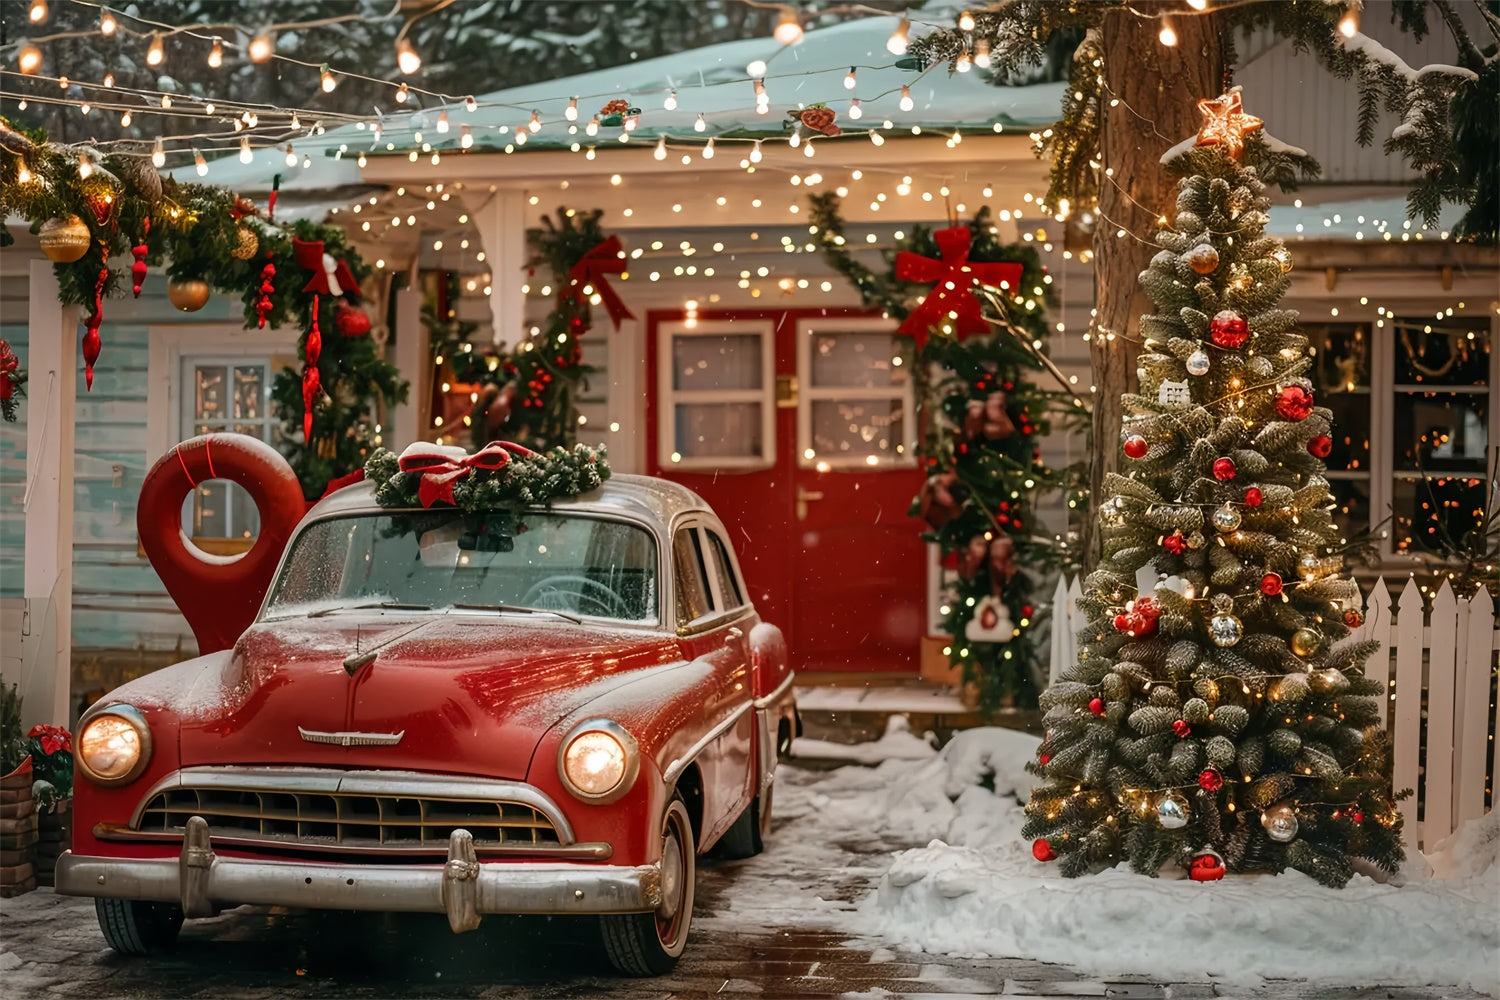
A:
[1049, 574, 1498, 851]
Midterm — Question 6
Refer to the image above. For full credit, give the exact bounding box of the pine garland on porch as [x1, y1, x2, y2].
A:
[810, 193, 1085, 711]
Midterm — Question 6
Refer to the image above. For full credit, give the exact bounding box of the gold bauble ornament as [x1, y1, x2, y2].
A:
[230, 225, 259, 260]
[167, 278, 211, 312]
[39, 214, 92, 263]
[1186, 244, 1220, 275]
[1289, 627, 1322, 658]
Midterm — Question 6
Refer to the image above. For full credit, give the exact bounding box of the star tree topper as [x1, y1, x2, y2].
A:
[1194, 86, 1262, 160]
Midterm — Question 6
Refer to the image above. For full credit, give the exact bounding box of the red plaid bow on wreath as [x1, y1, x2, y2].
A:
[397, 441, 539, 507]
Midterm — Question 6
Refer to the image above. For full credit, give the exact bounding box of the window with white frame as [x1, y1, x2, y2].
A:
[1307, 315, 1494, 562]
[657, 319, 775, 470]
[796, 317, 915, 470]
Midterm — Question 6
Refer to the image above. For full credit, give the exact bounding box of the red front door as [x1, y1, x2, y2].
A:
[646, 309, 927, 673]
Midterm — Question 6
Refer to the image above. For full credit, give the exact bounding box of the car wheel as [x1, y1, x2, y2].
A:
[713, 790, 767, 860]
[95, 898, 184, 955]
[600, 797, 695, 976]
[755, 782, 773, 852]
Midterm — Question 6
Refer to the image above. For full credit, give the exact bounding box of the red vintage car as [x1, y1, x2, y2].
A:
[57, 469, 797, 976]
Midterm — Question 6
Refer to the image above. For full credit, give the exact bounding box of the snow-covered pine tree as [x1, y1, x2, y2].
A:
[1022, 93, 1405, 888]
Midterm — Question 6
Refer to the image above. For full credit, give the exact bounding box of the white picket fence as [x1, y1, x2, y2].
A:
[1047, 574, 1499, 850]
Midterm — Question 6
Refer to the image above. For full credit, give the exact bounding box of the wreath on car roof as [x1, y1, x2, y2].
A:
[364, 440, 610, 511]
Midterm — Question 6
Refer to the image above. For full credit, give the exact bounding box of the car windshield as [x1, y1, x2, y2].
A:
[264, 509, 659, 623]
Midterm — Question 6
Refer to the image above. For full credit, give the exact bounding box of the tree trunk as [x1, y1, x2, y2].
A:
[1081, 4, 1224, 570]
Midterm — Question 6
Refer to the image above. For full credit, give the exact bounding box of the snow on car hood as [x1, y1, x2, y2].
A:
[177, 613, 681, 779]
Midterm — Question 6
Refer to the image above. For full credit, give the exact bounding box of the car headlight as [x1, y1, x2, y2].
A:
[558, 719, 639, 804]
[77, 705, 152, 786]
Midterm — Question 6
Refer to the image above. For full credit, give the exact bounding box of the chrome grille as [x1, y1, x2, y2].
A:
[129, 768, 570, 853]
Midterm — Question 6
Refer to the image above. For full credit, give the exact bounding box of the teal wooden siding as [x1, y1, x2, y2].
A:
[0, 271, 28, 599]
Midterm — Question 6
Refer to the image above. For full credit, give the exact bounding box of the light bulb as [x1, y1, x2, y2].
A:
[899, 84, 914, 112]
[28, 0, 47, 24]
[1338, 5, 1359, 37]
[746, 59, 767, 77]
[1159, 20, 1178, 46]
[100, 8, 116, 34]
[160, 94, 171, 109]
[146, 32, 165, 66]
[974, 38, 992, 68]
[654, 135, 667, 160]
[285, 144, 297, 167]
[16, 166, 32, 184]
[586, 116, 599, 136]
[395, 82, 409, 104]
[465, 95, 476, 112]
[320, 65, 336, 92]
[703, 137, 715, 159]
[528, 110, 541, 132]
[624, 113, 638, 131]
[78, 153, 93, 179]
[694, 113, 706, 132]
[395, 37, 421, 75]
[887, 18, 910, 55]
[208, 37, 223, 68]
[664, 90, 677, 110]
[773, 7, 803, 44]
[870, 130, 885, 146]
[958, 10, 975, 31]
[239, 137, 252, 163]
[844, 67, 857, 90]
[1187, 0, 1208, 7]
[750, 140, 763, 163]
[565, 97, 578, 121]
[788, 131, 801, 148]
[956, 51, 972, 72]
[80, 102, 92, 115]
[119, 110, 132, 127]
[460, 124, 473, 148]
[194, 149, 207, 176]
[436, 110, 449, 133]
[152, 139, 165, 168]
[102, 72, 114, 87]
[247, 32, 273, 63]
[17, 44, 41, 74]
[290, 111, 300, 129]
[357, 152, 367, 167]
[848, 98, 862, 120]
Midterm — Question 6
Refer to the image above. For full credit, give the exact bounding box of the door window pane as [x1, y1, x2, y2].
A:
[182, 358, 275, 541]
[662, 323, 772, 469]
[809, 332, 908, 389]
[673, 334, 763, 391]
[799, 321, 915, 469]
[810, 399, 906, 460]
[674, 403, 764, 460]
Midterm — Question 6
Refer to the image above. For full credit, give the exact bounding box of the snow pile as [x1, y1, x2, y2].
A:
[851, 729, 1500, 994]
[790, 715, 939, 764]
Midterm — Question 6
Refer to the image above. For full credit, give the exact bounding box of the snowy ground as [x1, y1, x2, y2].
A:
[731, 720, 1500, 996]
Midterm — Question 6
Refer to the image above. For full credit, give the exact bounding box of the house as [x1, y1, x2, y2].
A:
[1, 11, 1493, 728]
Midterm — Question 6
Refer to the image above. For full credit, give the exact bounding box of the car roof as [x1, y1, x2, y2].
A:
[306, 471, 715, 527]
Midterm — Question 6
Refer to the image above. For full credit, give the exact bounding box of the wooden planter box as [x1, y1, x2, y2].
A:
[34, 798, 71, 887]
[0, 758, 36, 897]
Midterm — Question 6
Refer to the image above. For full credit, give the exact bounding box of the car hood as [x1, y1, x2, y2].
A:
[177, 613, 681, 779]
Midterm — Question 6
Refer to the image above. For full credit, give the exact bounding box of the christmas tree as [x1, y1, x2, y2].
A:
[1023, 91, 1404, 888]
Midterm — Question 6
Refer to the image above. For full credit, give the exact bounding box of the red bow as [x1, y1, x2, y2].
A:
[292, 237, 360, 299]
[894, 226, 1023, 347]
[567, 236, 634, 330]
[397, 441, 537, 507]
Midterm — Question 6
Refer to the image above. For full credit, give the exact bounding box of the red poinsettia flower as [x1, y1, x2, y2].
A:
[28, 723, 71, 756]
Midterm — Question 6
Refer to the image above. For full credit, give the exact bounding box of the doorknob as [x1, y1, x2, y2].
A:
[796, 486, 824, 522]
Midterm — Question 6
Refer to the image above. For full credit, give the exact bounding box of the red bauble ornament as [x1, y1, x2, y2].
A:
[1343, 609, 1364, 629]
[1088, 697, 1105, 716]
[130, 243, 148, 297]
[1243, 487, 1264, 507]
[1198, 768, 1224, 792]
[1163, 531, 1186, 555]
[1275, 385, 1314, 421]
[1189, 852, 1227, 881]
[334, 301, 372, 338]
[1210, 309, 1249, 348]
[1113, 613, 1132, 632]
[1172, 719, 1192, 738]
[1032, 839, 1056, 862]
[1352, 811, 1364, 823]
[1123, 434, 1149, 459]
[1038, 753, 1051, 766]
[1260, 572, 1284, 597]
[1213, 457, 1237, 481]
[1308, 435, 1333, 458]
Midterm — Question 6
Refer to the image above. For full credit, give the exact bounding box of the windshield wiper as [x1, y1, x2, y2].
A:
[449, 603, 583, 625]
[307, 601, 434, 618]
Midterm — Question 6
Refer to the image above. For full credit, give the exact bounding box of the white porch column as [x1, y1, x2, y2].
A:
[461, 188, 528, 346]
[19, 260, 77, 728]
[607, 317, 646, 474]
[389, 283, 424, 450]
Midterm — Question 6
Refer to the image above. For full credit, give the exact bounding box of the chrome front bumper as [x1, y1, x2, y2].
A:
[57, 816, 660, 934]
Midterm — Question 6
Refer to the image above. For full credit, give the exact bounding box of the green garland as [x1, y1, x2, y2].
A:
[810, 193, 1085, 711]
[0, 116, 408, 496]
[365, 442, 611, 511]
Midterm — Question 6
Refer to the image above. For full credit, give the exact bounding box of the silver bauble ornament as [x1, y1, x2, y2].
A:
[1156, 791, 1191, 830]
[1209, 612, 1244, 647]
[1261, 803, 1299, 843]
[1186, 531, 1206, 550]
[1212, 503, 1242, 533]
[1186, 350, 1211, 376]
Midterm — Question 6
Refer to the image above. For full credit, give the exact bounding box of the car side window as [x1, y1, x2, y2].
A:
[673, 528, 713, 628]
[704, 530, 745, 609]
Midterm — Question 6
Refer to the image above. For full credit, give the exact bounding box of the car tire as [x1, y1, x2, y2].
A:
[95, 898, 184, 955]
[713, 790, 766, 860]
[601, 797, 695, 976]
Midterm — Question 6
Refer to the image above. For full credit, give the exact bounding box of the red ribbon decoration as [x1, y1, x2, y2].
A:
[83, 262, 108, 390]
[302, 296, 321, 443]
[293, 238, 360, 299]
[894, 226, 1024, 347]
[566, 236, 634, 330]
[0, 340, 18, 401]
[397, 440, 537, 507]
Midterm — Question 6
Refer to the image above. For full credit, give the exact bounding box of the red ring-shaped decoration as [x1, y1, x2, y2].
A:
[137, 433, 308, 654]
